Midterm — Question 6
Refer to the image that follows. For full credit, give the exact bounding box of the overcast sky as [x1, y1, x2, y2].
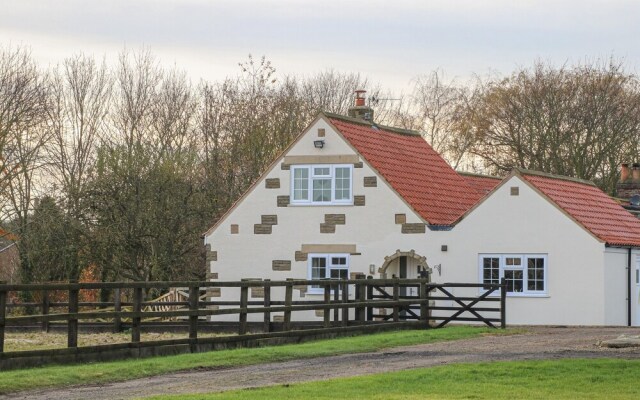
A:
[1, 0, 639, 92]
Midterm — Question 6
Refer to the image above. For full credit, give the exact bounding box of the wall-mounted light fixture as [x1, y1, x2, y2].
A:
[369, 264, 376, 275]
[313, 139, 325, 149]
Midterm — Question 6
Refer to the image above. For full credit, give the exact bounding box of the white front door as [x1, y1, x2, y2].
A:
[636, 256, 640, 326]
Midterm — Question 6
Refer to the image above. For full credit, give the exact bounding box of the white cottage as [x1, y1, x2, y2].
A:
[204, 96, 640, 326]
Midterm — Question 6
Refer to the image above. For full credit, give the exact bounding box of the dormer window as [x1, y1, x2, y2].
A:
[291, 164, 353, 205]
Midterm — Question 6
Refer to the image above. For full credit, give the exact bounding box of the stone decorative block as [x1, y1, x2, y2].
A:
[206, 272, 219, 280]
[294, 285, 307, 295]
[272, 260, 292, 271]
[354, 162, 363, 168]
[261, 215, 278, 225]
[254, 224, 272, 234]
[511, 186, 520, 196]
[205, 244, 218, 261]
[401, 223, 426, 234]
[320, 223, 336, 233]
[277, 195, 290, 207]
[273, 315, 285, 322]
[206, 288, 221, 297]
[324, 214, 345, 225]
[364, 176, 377, 187]
[265, 178, 280, 189]
[315, 309, 324, 317]
[251, 287, 265, 298]
[395, 214, 406, 224]
[354, 195, 366, 206]
[318, 128, 325, 137]
[280, 163, 290, 170]
[230, 224, 239, 234]
[295, 251, 308, 261]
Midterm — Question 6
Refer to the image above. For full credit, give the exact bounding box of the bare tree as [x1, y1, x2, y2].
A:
[470, 60, 640, 193]
[48, 53, 112, 217]
[373, 71, 480, 170]
[0, 46, 50, 206]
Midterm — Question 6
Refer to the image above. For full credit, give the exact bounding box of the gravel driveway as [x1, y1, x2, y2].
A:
[4, 326, 640, 400]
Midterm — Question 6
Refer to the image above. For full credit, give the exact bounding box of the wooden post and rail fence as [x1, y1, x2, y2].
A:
[0, 278, 506, 369]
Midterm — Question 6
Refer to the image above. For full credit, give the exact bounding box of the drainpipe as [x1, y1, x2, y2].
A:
[628, 248, 632, 327]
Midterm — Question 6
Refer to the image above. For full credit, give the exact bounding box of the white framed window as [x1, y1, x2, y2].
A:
[308, 253, 350, 294]
[290, 164, 353, 205]
[479, 254, 547, 296]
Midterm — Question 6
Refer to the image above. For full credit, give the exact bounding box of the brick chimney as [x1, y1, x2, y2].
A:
[348, 90, 374, 122]
[616, 162, 640, 199]
[621, 163, 630, 182]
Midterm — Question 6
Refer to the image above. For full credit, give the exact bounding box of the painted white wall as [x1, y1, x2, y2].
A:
[444, 175, 610, 325]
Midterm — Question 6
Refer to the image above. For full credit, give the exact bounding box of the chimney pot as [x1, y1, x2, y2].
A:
[348, 90, 374, 122]
[355, 90, 366, 107]
[633, 164, 640, 182]
[621, 163, 630, 182]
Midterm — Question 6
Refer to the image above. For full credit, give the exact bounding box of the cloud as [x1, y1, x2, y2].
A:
[1, 0, 639, 91]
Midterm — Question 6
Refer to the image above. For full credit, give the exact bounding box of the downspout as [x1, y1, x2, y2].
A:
[628, 248, 632, 327]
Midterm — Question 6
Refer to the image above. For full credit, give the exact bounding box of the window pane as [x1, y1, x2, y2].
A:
[482, 257, 500, 289]
[311, 257, 327, 288]
[331, 257, 347, 265]
[293, 168, 309, 200]
[506, 257, 521, 266]
[334, 167, 351, 200]
[313, 167, 330, 176]
[313, 178, 331, 202]
[527, 257, 545, 291]
[505, 269, 523, 293]
[330, 269, 348, 279]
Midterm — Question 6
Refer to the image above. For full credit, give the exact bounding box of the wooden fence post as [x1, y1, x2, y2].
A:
[68, 280, 79, 348]
[41, 290, 50, 332]
[354, 274, 365, 323]
[419, 281, 428, 327]
[500, 278, 506, 329]
[239, 282, 248, 335]
[283, 280, 293, 331]
[132, 286, 142, 343]
[392, 279, 400, 322]
[0, 281, 6, 353]
[113, 288, 122, 333]
[189, 285, 199, 346]
[323, 283, 331, 328]
[366, 276, 373, 321]
[263, 279, 271, 333]
[341, 279, 349, 327]
[333, 283, 340, 323]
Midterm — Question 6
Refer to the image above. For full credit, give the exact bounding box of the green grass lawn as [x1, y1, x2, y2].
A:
[0, 326, 509, 394]
[149, 359, 640, 400]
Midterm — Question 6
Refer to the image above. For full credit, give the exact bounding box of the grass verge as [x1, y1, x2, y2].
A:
[0, 326, 511, 394]
[149, 358, 640, 400]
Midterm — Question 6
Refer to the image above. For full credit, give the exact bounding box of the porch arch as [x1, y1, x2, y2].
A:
[378, 249, 430, 278]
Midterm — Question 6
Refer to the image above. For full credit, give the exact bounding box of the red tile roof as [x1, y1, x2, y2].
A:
[328, 114, 482, 226]
[521, 170, 640, 247]
[460, 173, 501, 196]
